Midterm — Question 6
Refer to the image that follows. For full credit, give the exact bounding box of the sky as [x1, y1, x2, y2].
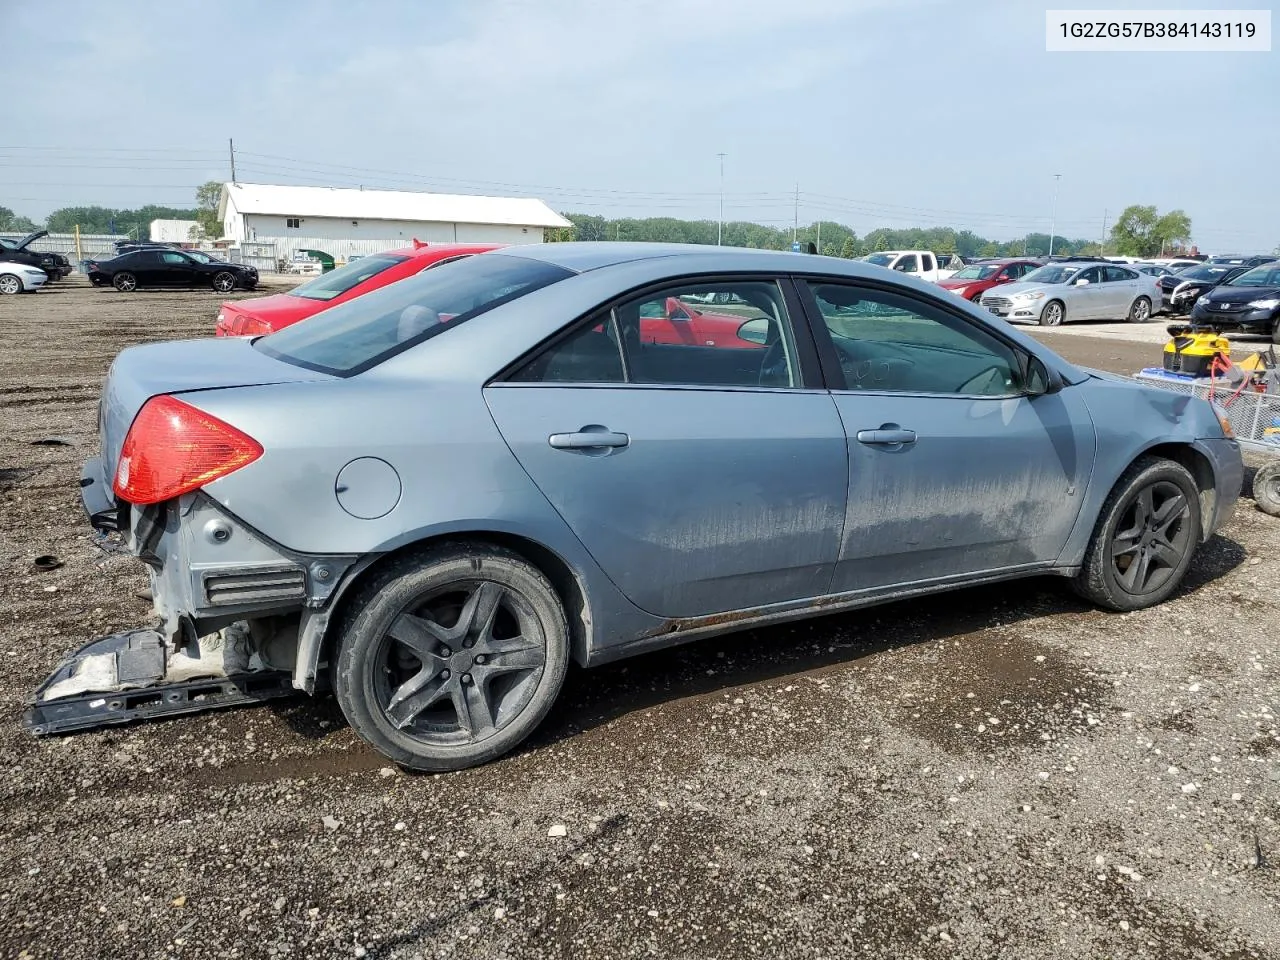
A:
[6, 0, 1278, 252]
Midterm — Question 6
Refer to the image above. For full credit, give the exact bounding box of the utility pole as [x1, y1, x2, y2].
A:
[816, 220, 822, 254]
[1099, 208, 1108, 256]
[229, 138, 237, 183]
[716, 153, 726, 246]
[793, 183, 799, 242]
[1048, 173, 1061, 257]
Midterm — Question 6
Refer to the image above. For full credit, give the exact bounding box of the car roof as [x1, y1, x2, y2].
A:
[495, 241, 831, 274]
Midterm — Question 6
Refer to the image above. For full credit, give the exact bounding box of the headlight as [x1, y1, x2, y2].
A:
[1211, 401, 1234, 438]
[1015, 291, 1045, 301]
[951, 286, 968, 297]
[1247, 298, 1280, 310]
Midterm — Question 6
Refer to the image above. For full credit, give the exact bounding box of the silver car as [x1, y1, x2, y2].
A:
[980, 261, 1162, 326]
[29, 244, 1242, 770]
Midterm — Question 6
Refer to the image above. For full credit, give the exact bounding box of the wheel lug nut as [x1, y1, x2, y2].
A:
[474, 655, 486, 665]
[441, 669, 450, 680]
[439, 646, 452, 657]
[461, 673, 472, 684]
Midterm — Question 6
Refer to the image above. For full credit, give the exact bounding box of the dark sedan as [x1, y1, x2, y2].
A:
[90, 248, 258, 293]
[0, 230, 71, 281]
[1189, 261, 1280, 341]
[1158, 263, 1249, 314]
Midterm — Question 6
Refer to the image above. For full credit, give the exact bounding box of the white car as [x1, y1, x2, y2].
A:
[0, 262, 48, 295]
[860, 250, 958, 282]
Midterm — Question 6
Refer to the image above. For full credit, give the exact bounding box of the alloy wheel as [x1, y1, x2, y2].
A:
[372, 580, 547, 743]
[0, 275, 20, 295]
[1042, 302, 1063, 326]
[1131, 298, 1151, 322]
[213, 272, 236, 293]
[1110, 480, 1192, 595]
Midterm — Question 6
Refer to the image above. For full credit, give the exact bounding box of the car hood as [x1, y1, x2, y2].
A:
[14, 229, 48, 250]
[98, 336, 333, 488]
[221, 292, 314, 320]
[1202, 283, 1280, 304]
[937, 278, 980, 289]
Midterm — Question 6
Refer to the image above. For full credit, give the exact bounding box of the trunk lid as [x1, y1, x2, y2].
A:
[98, 336, 331, 491]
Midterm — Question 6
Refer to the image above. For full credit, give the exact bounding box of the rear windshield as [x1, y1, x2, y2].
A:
[257, 253, 573, 376]
[289, 253, 408, 302]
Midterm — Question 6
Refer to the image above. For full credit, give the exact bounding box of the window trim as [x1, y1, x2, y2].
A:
[792, 275, 1034, 399]
[491, 273, 826, 392]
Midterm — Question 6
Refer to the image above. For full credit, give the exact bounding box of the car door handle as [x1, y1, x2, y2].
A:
[548, 430, 630, 450]
[856, 427, 917, 446]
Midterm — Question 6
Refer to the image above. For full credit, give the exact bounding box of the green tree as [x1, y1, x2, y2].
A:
[839, 236, 857, 259]
[194, 181, 223, 240]
[1109, 204, 1192, 257]
[0, 206, 38, 232]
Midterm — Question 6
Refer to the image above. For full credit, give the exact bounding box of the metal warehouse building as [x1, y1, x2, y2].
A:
[216, 182, 571, 264]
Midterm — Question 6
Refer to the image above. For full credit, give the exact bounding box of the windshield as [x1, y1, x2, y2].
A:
[1181, 265, 1232, 282]
[288, 254, 408, 302]
[862, 253, 895, 267]
[1227, 264, 1280, 287]
[951, 264, 999, 280]
[1019, 264, 1081, 285]
[258, 253, 573, 376]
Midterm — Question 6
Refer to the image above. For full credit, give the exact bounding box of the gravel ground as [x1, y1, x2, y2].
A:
[1, 278, 1277, 960]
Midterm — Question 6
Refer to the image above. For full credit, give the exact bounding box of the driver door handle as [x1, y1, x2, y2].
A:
[549, 430, 630, 450]
[856, 427, 917, 446]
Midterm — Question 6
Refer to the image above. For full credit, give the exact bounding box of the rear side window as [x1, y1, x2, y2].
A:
[258, 254, 572, 376]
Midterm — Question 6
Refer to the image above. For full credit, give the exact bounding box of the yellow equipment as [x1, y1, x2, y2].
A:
[1163, 325, 1230, 377]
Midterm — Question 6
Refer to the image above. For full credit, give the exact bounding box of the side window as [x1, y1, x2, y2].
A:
[895, 254, 919, 273]
[286, 218, 301, 229]
[617, 281, 798, 388]
[806, 282, 1022, 397]
[161, 252, 188, 265]
[1076, 267, 1101, 285]
[510, 311, 625, 384]
[921, 253, 935, 272]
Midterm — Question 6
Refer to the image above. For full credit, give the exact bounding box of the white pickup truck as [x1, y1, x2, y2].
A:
[861, 250, 962, 282]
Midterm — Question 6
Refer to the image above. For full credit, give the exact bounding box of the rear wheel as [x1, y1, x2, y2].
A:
[113, 272, 137, 292]
[212, 271, 237, 293]
[1039, 300, 1065, 327]
[1128, 296, 1152, 323]
[333, 543, 569, 771]
[1272, 316, 1280, 345]
[1073, 456, 1201, 611]
[0, 274, 23, 295]
[1255, 461, 1280, 517]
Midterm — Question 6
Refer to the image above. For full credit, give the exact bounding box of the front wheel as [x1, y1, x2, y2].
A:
[1039, 300, 1065, 327]
[0, 274, 23, 295]
[1128, 296, 1152, 323]
[211, 271, 237, 293]
[333, 543, 569, 771]
[112, 272, 137, 292]
[1073, 456, 1202, 611]
[1254, 461, 1280, 517]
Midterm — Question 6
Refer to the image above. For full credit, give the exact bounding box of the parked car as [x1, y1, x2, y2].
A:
[1188, 260, 1280, 341]
[34, 243, 1242, 771]
[216, 242, 501, 336]
[861, 250, 958, 282]
[89, 248, 258, 293]
[0, 262, 47, 295]
[0, 231, 71, 281]
[935, 258, 1041, 302]
[1145, 258, 1201, 272]
[1206, 255, 1276, 268]
[1133, 262, 1178, 278]
[1159, 263, 1251, 315]
[980, 260, 1161, 326]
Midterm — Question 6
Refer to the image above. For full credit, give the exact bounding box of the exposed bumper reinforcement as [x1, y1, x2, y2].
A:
[24, 628, 297, 736]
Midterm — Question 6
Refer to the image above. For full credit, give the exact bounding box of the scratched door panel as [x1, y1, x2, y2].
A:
[829, 388, 1095, 593]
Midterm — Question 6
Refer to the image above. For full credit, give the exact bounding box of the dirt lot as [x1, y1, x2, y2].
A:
[1, 278, 1277, 960]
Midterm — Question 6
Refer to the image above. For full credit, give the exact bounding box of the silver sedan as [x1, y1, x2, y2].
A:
[981, 261, 1162, 326]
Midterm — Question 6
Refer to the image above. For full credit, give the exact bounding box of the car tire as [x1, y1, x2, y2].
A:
[333, 542, 570, 771]
[1255, 461, 1280, 517]
[1073, 456, 1202, 612]
[1039, 300, 1065, 327]
[969, 291, 984, 303]
[113, 272, 138, 292]
[211, 271, 238, 293]
[0, 274, 23, 295]
[1272, 316, 1280, 346]
[1128, 297, 1152, 323]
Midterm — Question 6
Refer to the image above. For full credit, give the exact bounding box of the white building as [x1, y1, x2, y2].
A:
[217, 183, 570, 262]
[149, 219, 201, 244]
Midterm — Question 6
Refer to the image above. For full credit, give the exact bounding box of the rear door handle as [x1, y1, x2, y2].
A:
[856, 427, 917, 446]
[548, 430, 630, 450]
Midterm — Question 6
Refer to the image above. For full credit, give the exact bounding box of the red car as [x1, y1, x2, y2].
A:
[639, 296, 766, 349]
[936, 258, 1040, 302]
[215, 241, 501, 336]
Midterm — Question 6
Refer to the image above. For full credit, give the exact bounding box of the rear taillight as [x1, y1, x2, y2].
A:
[229, 313, 273, 336]
[113, 395, 263, 505]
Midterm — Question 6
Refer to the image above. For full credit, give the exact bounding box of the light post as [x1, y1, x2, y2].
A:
[716, 153, 726, 245]
[1048, 173, 1061, 257]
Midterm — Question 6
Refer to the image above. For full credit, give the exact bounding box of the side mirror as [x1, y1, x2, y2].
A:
[1074, 278, 1090, 286]
[1024, 355, 1063, 397]
[737, 317, 770, 346]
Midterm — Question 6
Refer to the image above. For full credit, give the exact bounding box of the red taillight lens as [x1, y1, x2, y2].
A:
[233, 314, 273, 336]
[113, 395, 263, 505]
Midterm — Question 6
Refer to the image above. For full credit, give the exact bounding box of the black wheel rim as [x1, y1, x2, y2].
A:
[372, 580, 546, 744]
[1110, 480, 1193, 595]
